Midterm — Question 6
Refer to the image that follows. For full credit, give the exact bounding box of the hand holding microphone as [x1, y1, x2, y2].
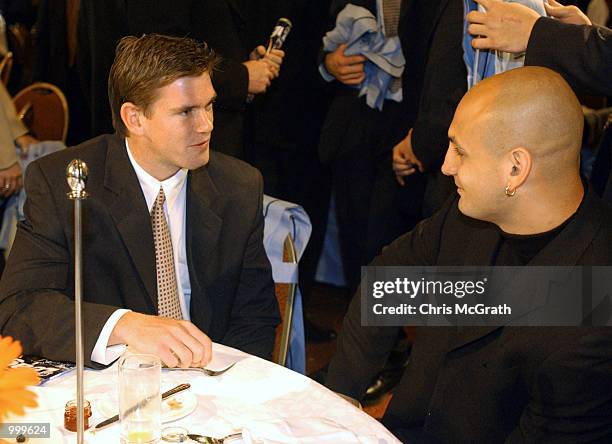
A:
[245, 18, 292, 96]
[251, 45, 284, 79]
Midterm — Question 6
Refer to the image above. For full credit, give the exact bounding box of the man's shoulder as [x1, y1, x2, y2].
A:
[204, 150, 262, 190]
[31, 134, 117, 171]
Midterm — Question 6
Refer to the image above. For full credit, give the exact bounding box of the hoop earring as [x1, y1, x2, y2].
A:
[505, 185, 516, 197]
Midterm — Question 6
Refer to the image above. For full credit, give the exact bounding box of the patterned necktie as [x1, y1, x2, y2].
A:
[151, 187, 183, 319]
[382, 0, 402, 94]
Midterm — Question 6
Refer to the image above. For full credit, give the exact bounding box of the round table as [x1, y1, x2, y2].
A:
[12, 344, 400, 443]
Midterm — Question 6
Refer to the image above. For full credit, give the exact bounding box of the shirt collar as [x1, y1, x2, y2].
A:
[125, 138, 188, 212]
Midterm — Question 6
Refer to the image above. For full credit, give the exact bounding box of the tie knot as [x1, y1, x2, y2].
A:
[154, 187, 166, 208]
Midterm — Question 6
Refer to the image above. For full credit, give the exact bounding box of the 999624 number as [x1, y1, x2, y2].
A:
[0, 423, 50, 438]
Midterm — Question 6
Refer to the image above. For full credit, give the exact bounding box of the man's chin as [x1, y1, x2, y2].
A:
[185, 154, 209, 171]
[457, 196, 473, 218]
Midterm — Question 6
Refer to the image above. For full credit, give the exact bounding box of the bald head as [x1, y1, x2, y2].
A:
[444, 67, 585, 233]
[458, 67, 583, 176]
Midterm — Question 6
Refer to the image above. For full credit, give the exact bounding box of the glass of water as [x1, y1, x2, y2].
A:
[119, 354, 162, 443]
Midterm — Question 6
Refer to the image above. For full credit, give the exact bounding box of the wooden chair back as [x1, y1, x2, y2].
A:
[13, 82, 69, 142]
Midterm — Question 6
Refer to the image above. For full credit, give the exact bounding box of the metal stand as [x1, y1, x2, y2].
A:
[66, 160, 89, 444]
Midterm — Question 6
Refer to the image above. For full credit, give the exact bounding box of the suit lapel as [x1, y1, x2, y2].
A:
[440, 209, 501, 266]
[185, 165, 223, 331]
[439, 213, 502, 351]
[104, 136, 158, 310]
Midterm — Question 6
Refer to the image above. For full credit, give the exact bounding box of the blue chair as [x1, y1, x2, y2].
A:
[262, 196, 311, 373]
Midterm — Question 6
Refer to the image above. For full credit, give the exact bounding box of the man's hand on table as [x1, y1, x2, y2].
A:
[110, 312, 212, 368]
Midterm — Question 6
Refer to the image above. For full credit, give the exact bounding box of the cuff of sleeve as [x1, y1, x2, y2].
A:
[319, 63, 336, 82]
[91, 309, 131, 365]
[525, 17, 559, 67]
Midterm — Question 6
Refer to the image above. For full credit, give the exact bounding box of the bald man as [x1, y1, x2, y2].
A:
[325, 67, 612, 442]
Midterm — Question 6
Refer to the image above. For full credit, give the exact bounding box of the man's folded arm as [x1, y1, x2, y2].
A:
[0, 161, 120, 367]
[221, 172, 280, 360]
[525, 18, 612, 96]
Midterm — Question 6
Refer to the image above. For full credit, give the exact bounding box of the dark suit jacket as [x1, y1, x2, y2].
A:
[399, 0, 465, 215]
[0, 134, 280, 366]
[525, 17, 612, 97]
[400, 0, 466, 173]
[326, 189, 612, 443]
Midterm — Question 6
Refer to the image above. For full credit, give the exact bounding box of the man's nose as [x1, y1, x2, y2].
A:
[196, 108, 213, 133]
[441, 147, 457, 176]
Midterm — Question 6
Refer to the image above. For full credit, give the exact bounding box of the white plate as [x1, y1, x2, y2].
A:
[97, 390, 197, 423]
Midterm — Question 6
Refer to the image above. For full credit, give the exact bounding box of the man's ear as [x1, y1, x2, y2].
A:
[120, 102, 145, 136]
[506, 148, 532, 193]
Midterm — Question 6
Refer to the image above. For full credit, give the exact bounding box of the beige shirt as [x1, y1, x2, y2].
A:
[0, 83, 27, 169]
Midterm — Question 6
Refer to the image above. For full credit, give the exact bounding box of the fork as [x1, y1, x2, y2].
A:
[164, 362, 236, 376]
[186, 432, 242, 443]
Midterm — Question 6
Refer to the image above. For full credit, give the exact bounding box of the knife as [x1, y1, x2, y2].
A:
[93, 383, 190, 430]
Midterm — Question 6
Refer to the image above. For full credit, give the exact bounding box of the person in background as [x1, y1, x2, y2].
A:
[0, 82, 37, 272]
[466, 0, 611, 95]
[0, 82, 34, 198]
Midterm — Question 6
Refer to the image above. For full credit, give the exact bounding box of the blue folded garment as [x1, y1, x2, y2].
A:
[320, 1, 404, 110]
[463, 0, 547, 89]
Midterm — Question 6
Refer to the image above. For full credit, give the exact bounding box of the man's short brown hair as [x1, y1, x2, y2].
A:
[108, 34, 219, 137]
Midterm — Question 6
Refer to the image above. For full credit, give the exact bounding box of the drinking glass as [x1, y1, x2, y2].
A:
[119, 354, 162, 444]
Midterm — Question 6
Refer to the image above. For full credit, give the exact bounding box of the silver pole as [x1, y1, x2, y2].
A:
[66, 160, 89, 444]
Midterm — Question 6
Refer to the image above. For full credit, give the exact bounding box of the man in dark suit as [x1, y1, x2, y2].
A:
[326, 67, 612, 442]
[0, 34, 280, 368]
[319, 0, 466, 293]
[393, 0, 465, 216]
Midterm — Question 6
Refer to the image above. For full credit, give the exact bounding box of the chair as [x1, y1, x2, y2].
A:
[0, 141, 66, 257]
[0, 51, 12, 85]
[273, 235, 298, 367]
[13, 82, 69, 142]
[262, 196, 311, 373]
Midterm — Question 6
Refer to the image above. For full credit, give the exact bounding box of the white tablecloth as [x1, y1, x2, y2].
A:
[12, 344, 399, 443]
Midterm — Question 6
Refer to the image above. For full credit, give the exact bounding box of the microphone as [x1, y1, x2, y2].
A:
[66, 159, 89, 199]
[246, 18, 292, 103]
[266, 18, 292, 55]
